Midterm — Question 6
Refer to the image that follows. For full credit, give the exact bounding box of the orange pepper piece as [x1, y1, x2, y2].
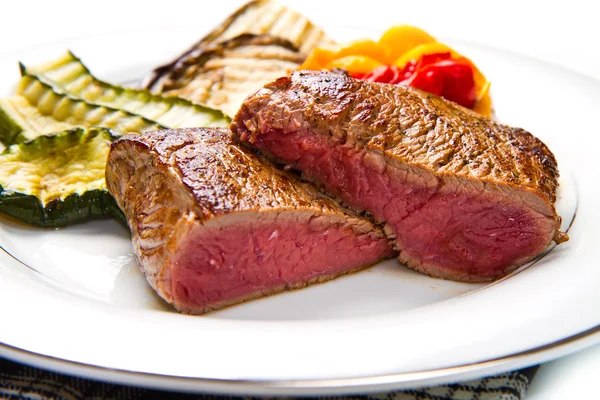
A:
[473, 81, 493, 117]
[378, 25, 437, 64]
[326, 55, 385, 74]
[300, 39, 389, 71]
[299, 46, 339, 70]
[335, 39, 389, 64]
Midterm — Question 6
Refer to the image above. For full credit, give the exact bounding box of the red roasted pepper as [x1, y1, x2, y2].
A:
[354, 52, 478, 109]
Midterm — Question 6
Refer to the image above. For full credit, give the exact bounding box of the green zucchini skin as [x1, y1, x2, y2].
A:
[23, 51, 230, 129]
[0, 127, 122, 227]
[0, 99, 23, 147]
[0, 188, 118, 227]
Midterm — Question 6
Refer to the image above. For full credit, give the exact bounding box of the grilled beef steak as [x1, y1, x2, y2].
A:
[106, 128, 394, 314]
[231, 71, 568, 283]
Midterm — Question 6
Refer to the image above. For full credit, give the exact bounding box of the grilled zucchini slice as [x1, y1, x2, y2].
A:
[7, 73, 162, 144]
[0, 127, 119, 227]
[24, 52, 229, 128]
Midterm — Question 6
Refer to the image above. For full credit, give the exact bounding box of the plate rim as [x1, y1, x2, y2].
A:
[1, 325, 599, 395]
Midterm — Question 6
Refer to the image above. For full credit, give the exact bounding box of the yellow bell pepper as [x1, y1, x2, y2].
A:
[335, 39, 389, 63]
[378, 25, 436, 64]
[299, 46, 338, 70]
[299, 40, 388, 71]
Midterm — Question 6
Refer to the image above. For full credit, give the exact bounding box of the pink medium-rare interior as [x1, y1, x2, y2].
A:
[251, 130, 556, 282]
[168, 214, 394, 313]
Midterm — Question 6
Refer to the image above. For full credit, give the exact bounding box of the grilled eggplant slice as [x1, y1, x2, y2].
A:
[144, 34, 304, 117]
[191, 0, 332, 53]
[143, 0, 333, 93]
[0, 127, 119, 227]
[24, 52, 229, 129]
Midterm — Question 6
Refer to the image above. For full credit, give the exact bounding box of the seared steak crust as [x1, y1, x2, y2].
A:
[236, 71, 559, 206]
[134, 128, 347, 215]
[106, 128, 394, 313]
[231, 71, 567, 282]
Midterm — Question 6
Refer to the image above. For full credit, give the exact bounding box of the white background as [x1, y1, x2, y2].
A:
[1, 0, 598, 398]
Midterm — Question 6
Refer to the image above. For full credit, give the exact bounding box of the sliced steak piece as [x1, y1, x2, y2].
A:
[106, 128, 394, 314]
[231, 71, 568, 283]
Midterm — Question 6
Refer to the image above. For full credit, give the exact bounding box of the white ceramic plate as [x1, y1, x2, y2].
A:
[0, 24, 599, 396]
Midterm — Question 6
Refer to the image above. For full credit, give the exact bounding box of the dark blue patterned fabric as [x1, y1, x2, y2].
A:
[0, 357, 537, 400]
